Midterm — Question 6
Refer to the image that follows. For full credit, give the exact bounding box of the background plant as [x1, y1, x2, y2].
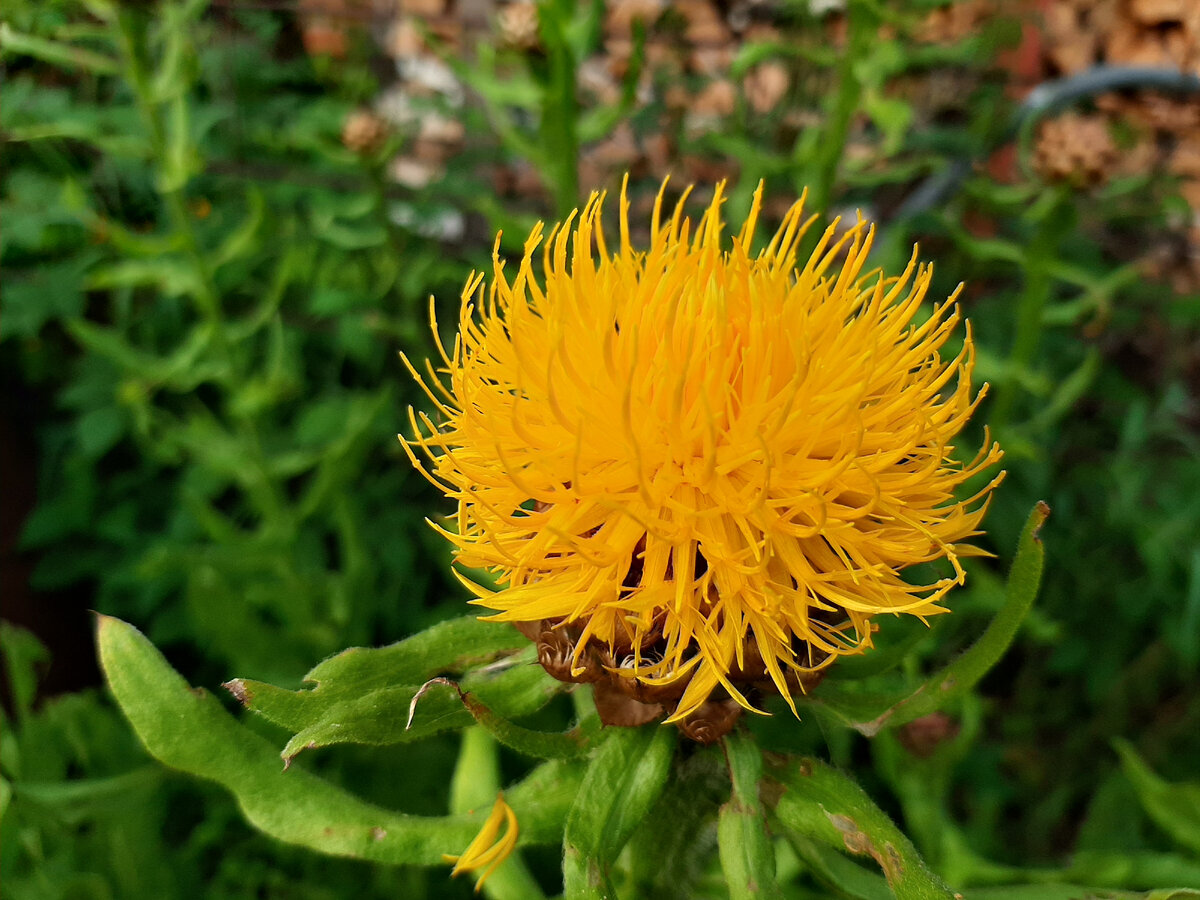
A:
[3, 0, 1199, 897]
[2, 1, 477, 895]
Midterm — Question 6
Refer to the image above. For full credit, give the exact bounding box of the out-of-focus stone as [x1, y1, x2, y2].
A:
[302, 21, 348, 58]
[744, 61, 789, 114]
[579, 123, 641, 192]
[681, 154, 738, 184]
[579, 57, 621, 106]
[427, 16, 463, 50]
[1127, 94, 1200, 132]
[1180, 178, 1200, 210]
[386, 18, 426, 58]
[591, 122, 640, 169]
[689, 45, 734, 77]
[497, 1, 540, 50]
[606, 0, 664, 38]
[676, 0, 731, 45]
[342, 109, 389, 154]
[642, 131, 673, 179]
[684, 79, 735, 137]
[390, 156, 439, 188]
[1106, 22, 1177, 67]
[400, 0, 446, 16]
[418, 113, 466, 146]
[1044, 4, 1096, 74]
[692, 78, 736, 116]
[1130, 0, 1189, 25]
[741, 23, 780, 44]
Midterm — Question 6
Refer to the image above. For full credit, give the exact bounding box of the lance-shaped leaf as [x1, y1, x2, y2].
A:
[813, 501, 1049, 736]
[0, 23, 120, 74]
[271, 655, 566, 764]
[772, 757, 956, 900]
[563, 726, 676, 899]
[786, 838, 1200, 900]
[1115, 739, 1200, 856]
[720, 732, 784, 900]
[785, 836, 892, 900]
[225, 615, 529, 731]
[420, 677, 599, 760]
[964, 887, 1200, 900]
[97, 615, 580, 863]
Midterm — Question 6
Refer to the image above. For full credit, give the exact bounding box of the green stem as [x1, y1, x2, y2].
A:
[989, 191, 1069, 434]
[720, 732, 784, 900]
[450, 726, 502, 814]
[364, 158, 423, 354]
[450, 727, 547, 900]
[799, 0, 874, 233]
[563, 727, 675, 900]
[562, 844, 616, 900]
[538, 0, 581, 218]
[114, 6, 220, 324]
[771, 757, 957, 900]
[366, 160, 409, 258]
[114, 5, 303, 531]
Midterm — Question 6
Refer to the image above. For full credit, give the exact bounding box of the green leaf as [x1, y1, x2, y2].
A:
[84, 257, 202, 296]
[66, 319, 170, 380]
[730, 39, 837, 76]
[280, 682, 471, 759]
[97, 615, 579, 864]
[0, 23, 119, 74]
[1115, 739, 1200, 855]
[816, 501, 1050, 735]
[720, 732, 784, 900]
[862, 91, 912, 156]
[0, 257, 92, 340]
[76, 405, 126, 458]
[962, 889, 1128, 900]
[226, 616, 530, 731]
[772, 757, 956, 900]
[0, 624, 50, 723]
[785, 836, 893, 900]
[963, 887, 1200, 900]
[15, 767, 162, 816]
[449, 728, 549, 900]
[159, 94, 199, 193]
[212, 187, 265, 269]
[457, 684, 599, 760]
[1025, 349, 1101, 433]
[273, 658, 564, 762]
[562, 726, 675, 899]
[226, 618, 571, 763]
[1066, 850, 1200, 892]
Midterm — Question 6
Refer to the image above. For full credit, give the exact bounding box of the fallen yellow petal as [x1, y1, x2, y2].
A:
[443, 793, 519, 892]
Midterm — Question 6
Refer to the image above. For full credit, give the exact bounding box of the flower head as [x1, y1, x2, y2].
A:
[403, 179, 1002, 733]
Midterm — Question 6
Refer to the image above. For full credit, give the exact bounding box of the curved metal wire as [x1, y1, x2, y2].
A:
[894, 65, 1200, 220]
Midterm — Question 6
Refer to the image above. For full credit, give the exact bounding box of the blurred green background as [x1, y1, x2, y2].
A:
[2, 0, 1198, 896]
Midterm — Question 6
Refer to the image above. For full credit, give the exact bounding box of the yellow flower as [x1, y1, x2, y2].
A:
[442, 793, 519, 892]
[403, 178, 1003, 730]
